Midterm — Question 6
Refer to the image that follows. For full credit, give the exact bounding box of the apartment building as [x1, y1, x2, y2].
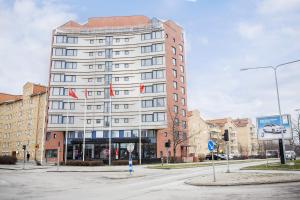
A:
[233, 118, 259, 156]
[188, 110, 221, 157]
[46, 16, 188, 163]
[0, 82, 47, 161]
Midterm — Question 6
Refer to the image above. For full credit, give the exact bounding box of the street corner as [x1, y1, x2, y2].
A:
[184, 172, 300, 186]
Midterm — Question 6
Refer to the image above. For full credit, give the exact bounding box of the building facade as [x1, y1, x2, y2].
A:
[0, 82, 47, 161]
[233, 118, 259, 157]
[46, 16, 188, 163]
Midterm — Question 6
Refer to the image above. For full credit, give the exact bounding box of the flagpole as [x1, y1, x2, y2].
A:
[83, 93, 87, 161]
[139, 88, 142, 165]
[65, 94, 70, 165]
[109, 94, 112, 166]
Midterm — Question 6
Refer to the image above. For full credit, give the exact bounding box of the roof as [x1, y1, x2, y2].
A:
[0, 93, 22, 103]
[59, 15, 151, 29]
[206, 118, 229, 127]
[233, 118, 250, 127]
[0, 82, 46, 105]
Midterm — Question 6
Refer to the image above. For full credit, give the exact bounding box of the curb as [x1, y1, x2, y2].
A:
[47, 170, 129, 173]
[184, 179, 300, 187]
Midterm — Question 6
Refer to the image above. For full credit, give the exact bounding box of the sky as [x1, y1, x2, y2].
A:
[0, 0, 299, 122]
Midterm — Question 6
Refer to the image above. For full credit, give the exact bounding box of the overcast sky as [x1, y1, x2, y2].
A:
[0, 0, 299, 121]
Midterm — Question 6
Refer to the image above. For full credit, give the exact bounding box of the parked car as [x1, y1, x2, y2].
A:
[263, 124, 286, 134]
[285, 151, 296, 160]
[205, 154, 226, 160]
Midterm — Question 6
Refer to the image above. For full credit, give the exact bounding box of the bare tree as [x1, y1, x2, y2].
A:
[167, 108, 195, 163]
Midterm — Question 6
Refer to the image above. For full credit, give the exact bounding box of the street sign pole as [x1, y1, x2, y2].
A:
[57, 147, 60, 171]
[22, 145, 26, 170]
[127, 143, 134, 175]
[208, 140, 216, 182]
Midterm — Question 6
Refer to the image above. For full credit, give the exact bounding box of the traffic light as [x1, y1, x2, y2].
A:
[22, 145, 26, 150]
[223, 129, 229, 141]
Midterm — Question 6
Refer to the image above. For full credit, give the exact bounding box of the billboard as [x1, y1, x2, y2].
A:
[256, 114, 292, 140]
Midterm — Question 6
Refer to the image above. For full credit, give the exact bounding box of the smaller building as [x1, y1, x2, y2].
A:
[233, 118, 259, 157]
[0, 82, 47, 162]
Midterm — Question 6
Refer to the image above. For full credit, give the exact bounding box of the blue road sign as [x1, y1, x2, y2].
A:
[129, 159, 133, 174]
[208, 140, 215, 152]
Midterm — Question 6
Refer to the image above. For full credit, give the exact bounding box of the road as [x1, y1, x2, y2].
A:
[0, 160, 299, 200]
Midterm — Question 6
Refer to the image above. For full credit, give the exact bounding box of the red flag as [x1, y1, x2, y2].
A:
[109, 83, 114, 96]
[68, 88, 78, 99]
[140, 83, 145, 93]
[84, 88, 87, 99]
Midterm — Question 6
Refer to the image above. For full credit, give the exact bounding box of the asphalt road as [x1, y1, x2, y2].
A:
[0, 160, 300, 200]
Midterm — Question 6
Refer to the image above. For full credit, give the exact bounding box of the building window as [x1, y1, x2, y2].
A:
[172, 69, 177, 78]
[179, 44, 183, 52]
[172, 58, 176, 66]
[124, 104, 129, 109]
[124, 77, 129, 81]
[173, 93, 178, 102]
[124, 63, 129, 68]
[182, 109, 186, 117]
[115, 51, 120, 56]
[180, 76, 184, 83]
[124, 118, 129, 123]
[173, 105, 178, 113]
[97, 105, 101, 109]
[125, 38, 129, 42]
[172, 46, 176, 55]
[90, 40, 94, 44]
[97, 91, 101, 95]
[88, 91, 93, 96]
[114, 104, 119, 109]
[98, 51, 103, 56]
[88, 78, 93, 82]
[124, 90, 129, 95]
[87, 119, 91, 124]
[115, 38, 120, 43]
[96, 119, 101, 124]
[89, 65, 93, 69]
[124, 50, 129, 55]
[179, 55, 184, 62]
[97, 77, 102, 82]
[98, 64, 103, 69]
[173, 81, 178, 89]
[181, 87, 185, 94]
[89, 52, 94, 57]
[115, 90, 119, 95]
[87, 105, 92, 110]
[180, 65, 184, 73]
[114, 118, 119, 123]
[181, 98, 186, 106]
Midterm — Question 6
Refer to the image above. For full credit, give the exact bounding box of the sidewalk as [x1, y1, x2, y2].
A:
[185, 171, 300, 186]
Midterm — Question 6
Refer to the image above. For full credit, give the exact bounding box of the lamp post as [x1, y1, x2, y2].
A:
[240, 59, 300, 164]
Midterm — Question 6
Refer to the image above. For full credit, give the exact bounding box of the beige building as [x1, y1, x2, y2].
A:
[207, 118, 239, 156]
[0, 82, 47, 161]
[233, 118, 259, 157]
[188, 110, 222, 157]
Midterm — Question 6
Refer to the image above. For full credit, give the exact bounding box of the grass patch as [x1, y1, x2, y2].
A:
[242, 160, 300, 171]
[147, 159, 262, 169]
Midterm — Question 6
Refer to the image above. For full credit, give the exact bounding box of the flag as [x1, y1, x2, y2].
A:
[84, 88, 87, 99]
[68, 88, 78, 99]
[109, 83, 114, 96]
[140, 83, 145, 93]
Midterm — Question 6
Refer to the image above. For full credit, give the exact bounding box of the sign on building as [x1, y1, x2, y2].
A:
[256, 114, 292, 140]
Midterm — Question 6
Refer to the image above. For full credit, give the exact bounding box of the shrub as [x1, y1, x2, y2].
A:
[112, 160, 138, 165]
[63, 160, 104, 166]
[0, 155, 17, 165]
[198, 154, 206, 162]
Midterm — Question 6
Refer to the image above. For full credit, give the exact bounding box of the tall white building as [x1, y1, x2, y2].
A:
[45, 16, 188, 163]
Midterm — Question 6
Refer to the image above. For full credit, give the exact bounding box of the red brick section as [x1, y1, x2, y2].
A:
[44, 131, 64, 162]
[157, 20, 189, 160]
[60, 15, 150, 29]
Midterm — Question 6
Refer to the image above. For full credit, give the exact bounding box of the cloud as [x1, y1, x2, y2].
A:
[258, 0, 300, 15]
[0, 0, 76, 94]
[237, 23, 264, 40]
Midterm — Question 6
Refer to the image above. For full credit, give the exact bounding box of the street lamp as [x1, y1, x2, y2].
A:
[240, 59, 300, 164]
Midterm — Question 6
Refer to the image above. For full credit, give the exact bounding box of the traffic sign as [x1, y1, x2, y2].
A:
[127, 143, 134, 153]
[208, 140, 215, 152]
